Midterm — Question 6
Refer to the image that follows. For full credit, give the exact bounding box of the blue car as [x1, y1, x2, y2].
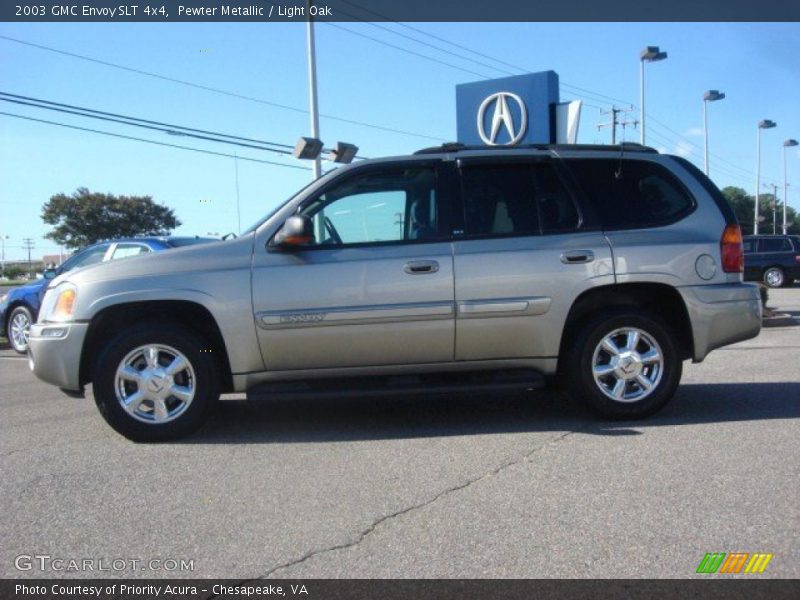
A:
[1, 236, 217, 353]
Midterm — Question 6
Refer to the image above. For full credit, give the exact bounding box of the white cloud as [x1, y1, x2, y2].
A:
[684, 127, 705, 138]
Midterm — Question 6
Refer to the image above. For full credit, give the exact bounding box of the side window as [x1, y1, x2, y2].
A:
[742, 239, 756, 253]
[461, 164, 538, 236]
[301, 167, 438, 246]
[566, 159, 695, 230]
[64, 244, 109, 270]
[759, 238, 792, 252]
[532, 164, 580, 233]
[111, 243, 152, 259]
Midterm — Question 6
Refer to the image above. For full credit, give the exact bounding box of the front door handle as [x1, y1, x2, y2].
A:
[404, 260, 439, 274]
[560, 250, 595, 264]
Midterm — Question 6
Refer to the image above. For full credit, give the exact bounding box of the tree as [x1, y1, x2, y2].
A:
[41, 188, 181, 249]
[720, 186, 799, 235]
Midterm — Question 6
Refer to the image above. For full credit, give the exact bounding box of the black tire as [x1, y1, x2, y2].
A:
[565, 309, 682, 420]
[8, 305, 34, 354]
[92, 323, 220, 442]
[763, 266, 785, 288]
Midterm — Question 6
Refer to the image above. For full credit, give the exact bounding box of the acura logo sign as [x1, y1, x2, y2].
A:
[477, 92, 528, 146]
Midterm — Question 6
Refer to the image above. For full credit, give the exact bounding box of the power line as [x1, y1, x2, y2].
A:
[0, 92, 298, 156]
[0, 34, 447, 143]
[0, 111, 310, 171]
[323, 23, 493, 79]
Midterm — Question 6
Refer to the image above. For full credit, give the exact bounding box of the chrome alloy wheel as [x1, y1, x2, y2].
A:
[591, 327, 664, 403]
[114, 344, 196, 424]
[764, 268, 784, 288]
[10, 311, 31, 352]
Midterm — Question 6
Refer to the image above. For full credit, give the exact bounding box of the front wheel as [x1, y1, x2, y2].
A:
[565, 310, 682, 419]
[92, 323, 220, 442]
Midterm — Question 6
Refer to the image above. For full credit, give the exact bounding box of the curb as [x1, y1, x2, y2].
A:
[762, 312, 797, 328]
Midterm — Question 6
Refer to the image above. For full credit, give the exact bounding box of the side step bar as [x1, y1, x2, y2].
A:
[246, 369, 546, 402]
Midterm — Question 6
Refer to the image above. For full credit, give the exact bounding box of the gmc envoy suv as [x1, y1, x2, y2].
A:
[28, 144, 762, 441]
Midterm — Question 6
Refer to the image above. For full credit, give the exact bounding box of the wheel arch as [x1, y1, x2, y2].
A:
[558, 283, 694, 371]
[79, 300, 233, 392]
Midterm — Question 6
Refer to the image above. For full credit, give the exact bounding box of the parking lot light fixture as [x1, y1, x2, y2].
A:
[639, 46, 668, 145]
[784, 139, 798, 235]
[755, 120, 777, 235]
[703, 90, 725, 176]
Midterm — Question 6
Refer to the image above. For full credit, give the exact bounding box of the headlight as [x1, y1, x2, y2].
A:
[40, 282, 78, 322]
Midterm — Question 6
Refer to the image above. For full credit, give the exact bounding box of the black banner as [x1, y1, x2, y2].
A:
[2, 0, 800, 23]
[3, 579, 800, 600]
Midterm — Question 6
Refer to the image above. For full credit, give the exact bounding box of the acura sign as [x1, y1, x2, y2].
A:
[456, 71, 560, 146]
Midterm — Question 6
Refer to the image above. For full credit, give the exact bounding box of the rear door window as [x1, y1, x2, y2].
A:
[565, 158, 695, 230]
[459, 161, 580, 237]
[759, 238, 793, 252]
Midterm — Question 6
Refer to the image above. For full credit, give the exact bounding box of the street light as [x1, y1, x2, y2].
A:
[755, 119, 777, 235]
[639, 46, 668, 146]
[784, 139, 798, 235]
[702, 90, 725, 176]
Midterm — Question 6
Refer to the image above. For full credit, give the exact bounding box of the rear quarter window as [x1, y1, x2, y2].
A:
[564, 158, 696, 230]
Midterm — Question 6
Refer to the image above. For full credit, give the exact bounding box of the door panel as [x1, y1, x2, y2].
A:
[453, 233, 614, 360]
[252, 245, 454, 370]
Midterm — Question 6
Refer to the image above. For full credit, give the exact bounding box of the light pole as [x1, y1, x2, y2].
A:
[639, 46, 668, 146]
[755, 119, 777, 235]
[784, 139, 798, 234]
[703, 90, 725, 176]
[306, 0, 321, 180]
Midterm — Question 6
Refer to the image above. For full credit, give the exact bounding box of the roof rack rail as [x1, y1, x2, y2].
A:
[414, 142, 658, 155]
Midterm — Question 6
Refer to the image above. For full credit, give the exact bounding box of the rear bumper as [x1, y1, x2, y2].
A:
[27, 322, 89, 391]
[678, 283, 762, 362]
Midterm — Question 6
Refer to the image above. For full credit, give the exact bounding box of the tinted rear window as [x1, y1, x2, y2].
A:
[759, 237, 793, 252]
[565, 158, 695, 230]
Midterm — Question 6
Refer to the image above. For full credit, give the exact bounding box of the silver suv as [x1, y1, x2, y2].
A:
[28, 144, 762, 441]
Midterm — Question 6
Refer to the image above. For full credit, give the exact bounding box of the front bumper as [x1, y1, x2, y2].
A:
[678, 283, 762, 362]
[27, 322, 89, 391]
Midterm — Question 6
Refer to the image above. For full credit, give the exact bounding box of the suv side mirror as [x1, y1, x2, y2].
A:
[43, 269, 57, 280]
[272, 215, 315, 249]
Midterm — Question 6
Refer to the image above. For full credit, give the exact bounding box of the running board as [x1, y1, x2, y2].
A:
[246, 369, 546, 402]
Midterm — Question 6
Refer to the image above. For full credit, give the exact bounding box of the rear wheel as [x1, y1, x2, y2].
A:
[8, 306, 33, 354]
[763, 267, 785, 288]
[92, 323, 220, 442]
[565, 309, 682, 419]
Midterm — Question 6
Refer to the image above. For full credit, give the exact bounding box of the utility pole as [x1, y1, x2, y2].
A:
[598, 106, 638, 145]
[768, 183, 779, 235]
[306, 0, 321, 180]
[22, 237, 35, 273]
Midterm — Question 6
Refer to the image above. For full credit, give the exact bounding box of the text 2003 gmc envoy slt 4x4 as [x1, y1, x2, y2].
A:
[29, 144, 762, 442]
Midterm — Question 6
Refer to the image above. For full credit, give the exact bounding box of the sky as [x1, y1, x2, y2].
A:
[1, 21, 800, 260]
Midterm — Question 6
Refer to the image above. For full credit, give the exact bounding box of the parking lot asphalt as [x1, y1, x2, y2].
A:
[1, 288, 798, 579]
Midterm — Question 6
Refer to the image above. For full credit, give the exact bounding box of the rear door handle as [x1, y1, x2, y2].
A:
[404, 260, 439, 274]
[560, 250, 595, 264]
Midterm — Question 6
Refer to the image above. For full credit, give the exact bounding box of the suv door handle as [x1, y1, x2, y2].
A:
[404, 260, 439, 274]
[560, 250, 595, 264]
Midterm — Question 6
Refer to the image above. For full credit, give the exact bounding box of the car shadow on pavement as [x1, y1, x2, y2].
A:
[184, 382, 800, 444]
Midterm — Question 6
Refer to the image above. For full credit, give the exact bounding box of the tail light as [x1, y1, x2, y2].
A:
[795, 256, 800, 264]
[721, 224, 744, 273]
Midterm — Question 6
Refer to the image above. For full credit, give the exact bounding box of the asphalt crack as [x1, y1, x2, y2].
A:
[260, 424, 591, 578]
